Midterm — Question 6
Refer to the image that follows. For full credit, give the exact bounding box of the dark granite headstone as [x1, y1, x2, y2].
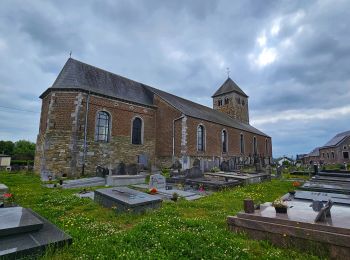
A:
[244, 199, 254, 213]
[0, 207, 72, 258]
[221, 161, 229, 172]
[138, 154, 148, 169]
[172, 160, 182, 170]
[94, 187, 162, 213]
[126, 164, 138, 175]
[96, 165, 109, 177]
[116, 162, 126, 175]
[314, 164, 318, 175]
[184, 167, 203, 179]
[193, 158, 200, 167]
[0, 207, 43, 237]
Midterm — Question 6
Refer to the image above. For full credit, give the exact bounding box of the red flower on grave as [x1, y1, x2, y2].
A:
[3, 193, 12, 198]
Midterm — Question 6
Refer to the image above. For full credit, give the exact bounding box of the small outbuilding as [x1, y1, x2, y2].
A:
[0, 154, 11, 171]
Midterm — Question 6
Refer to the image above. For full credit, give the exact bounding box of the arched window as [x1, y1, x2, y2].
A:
[197, 125, 205, 151]
[253, 136, 257, 155]
[222, 130, 227, 153]
[240, 134, 244, 154]
[95, 111, 110, 142]
[132, 117, 142, 145]
[218, 99, 222, 106]
[224, 98, 229, 105]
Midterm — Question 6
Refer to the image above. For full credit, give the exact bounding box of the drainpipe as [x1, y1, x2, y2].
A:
[172, 115, 185, 163]
[82, 91, 90, 176]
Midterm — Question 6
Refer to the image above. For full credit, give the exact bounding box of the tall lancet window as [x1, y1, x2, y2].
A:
[253, 136, 257, 155]
[197, 125, 205, 151]
[96, 111, 110, 142]
[132, 117, 142, 145]
[222, 130, 227, 153]
[240, 134, 244, 154]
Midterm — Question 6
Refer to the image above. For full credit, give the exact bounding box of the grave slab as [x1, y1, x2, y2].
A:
[0, 207, 43, 237]
[301, 181, 350, 195]
[106, 175, 146, 186]
[205, 172, 270, 185]
[227, 200, 350, 259]
[0, 208, 72, 258]
[283, 190, 350, 205]
[94, 187, 162, 213]
[62, 177, 106, 189]
[0, 183, 8, 194]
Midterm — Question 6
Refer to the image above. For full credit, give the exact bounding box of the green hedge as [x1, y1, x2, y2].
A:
[10, 160, 34, 166]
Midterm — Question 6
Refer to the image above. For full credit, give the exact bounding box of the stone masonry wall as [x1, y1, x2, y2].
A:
[35, 90, 156, 177]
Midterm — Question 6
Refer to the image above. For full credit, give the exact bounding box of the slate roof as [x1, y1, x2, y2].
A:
[306, 147, 320, 157]
[40, 58, 154, 106]
[321, 130, 350, 148]
[211, 77, 248, 98]
[146, 86, 268, 136]
[41, 58, 269, 137]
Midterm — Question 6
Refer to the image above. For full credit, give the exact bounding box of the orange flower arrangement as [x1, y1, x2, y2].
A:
[149, 188, 158, 194]
[292, 181, 301, 187]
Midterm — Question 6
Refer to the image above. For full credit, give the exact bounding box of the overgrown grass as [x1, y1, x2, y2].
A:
[0, 172, 320, 259]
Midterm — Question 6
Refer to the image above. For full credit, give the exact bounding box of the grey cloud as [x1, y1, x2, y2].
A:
[0, 0, 349, 157]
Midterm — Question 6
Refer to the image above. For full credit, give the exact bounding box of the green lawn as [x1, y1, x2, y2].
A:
[0, 172, 320, 260]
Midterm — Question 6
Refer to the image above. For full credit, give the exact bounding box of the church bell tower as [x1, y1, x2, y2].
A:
[212, 77, 249, 124]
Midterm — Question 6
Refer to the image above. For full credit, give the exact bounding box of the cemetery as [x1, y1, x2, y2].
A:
[227, 168, 350, 258]
[1, 164, 349, 259]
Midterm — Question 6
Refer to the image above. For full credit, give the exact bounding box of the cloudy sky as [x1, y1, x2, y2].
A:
[0, 0, 349, 158]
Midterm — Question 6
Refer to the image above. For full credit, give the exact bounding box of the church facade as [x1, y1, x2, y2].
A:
[34, 58, 272, 177]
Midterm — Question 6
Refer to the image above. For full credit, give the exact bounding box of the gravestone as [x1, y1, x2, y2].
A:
[193, 158, 200, 167]
[149, 174, 166, 189]
[229, 158, 235, 171]
[313, 164, 318, 175]
[126, 164, 138, 175]
[116, 162, 126, 175]
[172, 160, 182, 171]
[96, 165, 109, 177]
[184, 167, 203, 179]
[221, 161, 229, 172]
[0, 207, 72, 258]
[94, 187, 162, 213]
[138, 154, 148, 169]
[276, 166, 282, 179]
[0, 207, 43, 237]
[314, 199, 333, 222]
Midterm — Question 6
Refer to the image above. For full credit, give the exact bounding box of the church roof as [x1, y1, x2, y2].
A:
[321, 130, 350, 148]
[306, 147, 320, 157]
[41, 58, 269, 137]
[41, 58, 154, 106]
[211, 77, 248, 98]
[146, 86, 268, 137]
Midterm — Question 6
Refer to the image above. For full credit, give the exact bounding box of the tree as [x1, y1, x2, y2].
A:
[0, 141, 14, 155]
[13, 140, 36, 160]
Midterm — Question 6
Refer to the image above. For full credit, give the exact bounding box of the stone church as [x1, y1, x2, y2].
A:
[34, 58, 272, 177]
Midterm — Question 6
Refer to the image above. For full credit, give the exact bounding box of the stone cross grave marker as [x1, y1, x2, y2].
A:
[149, 174, 166, 190]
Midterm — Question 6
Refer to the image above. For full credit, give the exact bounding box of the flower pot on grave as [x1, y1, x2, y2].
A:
[275, 207, 287, 214]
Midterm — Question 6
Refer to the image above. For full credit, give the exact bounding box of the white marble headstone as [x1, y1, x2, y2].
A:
[149, 174, 166, 190]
